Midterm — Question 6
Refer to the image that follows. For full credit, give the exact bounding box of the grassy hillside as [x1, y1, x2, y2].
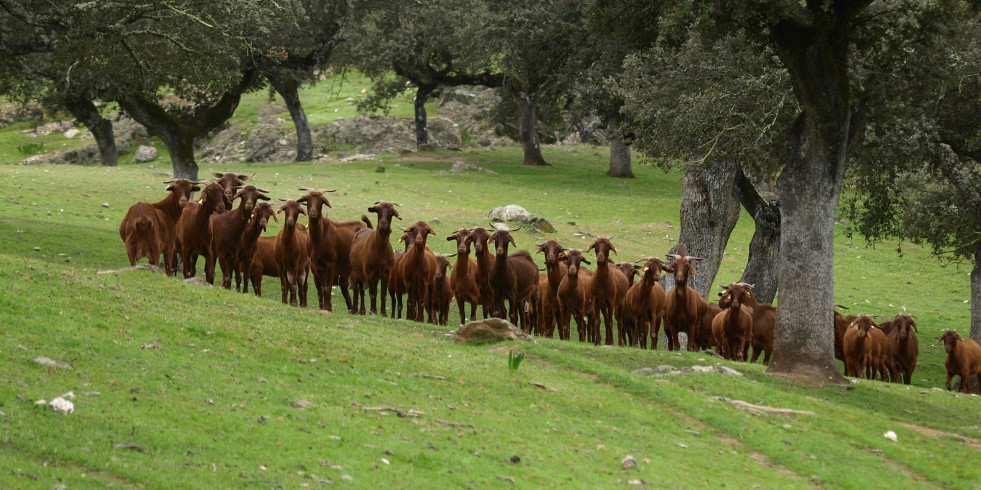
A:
[1, 90, 980, 487]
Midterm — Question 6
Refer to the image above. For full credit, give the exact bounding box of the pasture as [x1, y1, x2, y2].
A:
[1, 97, 980, 487]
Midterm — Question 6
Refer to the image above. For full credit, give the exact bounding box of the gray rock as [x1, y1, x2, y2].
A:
[33, 357, 73, 370]
[488, 205, 555, 234]
[183, 277, 212, 287]
[133, 145, 157, 162]
[451, 318, 536, 344]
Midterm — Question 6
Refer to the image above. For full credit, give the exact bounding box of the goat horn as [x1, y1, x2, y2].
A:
[255, 188, 270, 193]
[666, 253, 681, 260]
[834, 304, 850, 310]
[240, 172, 255, 181]
[298, 187, 316, 191]
[209, 169, 222, 177]
[321, 189, 336, 193]
[163, 179, 176, 184]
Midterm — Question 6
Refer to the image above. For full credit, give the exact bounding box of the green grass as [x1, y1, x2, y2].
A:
[1, 87, 979, 487]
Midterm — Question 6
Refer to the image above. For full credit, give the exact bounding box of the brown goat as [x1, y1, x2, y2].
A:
[617, 262, 640, 288]
[297, 189, 368, 312]
[556, 249, 594, 342]
[119, 179, 198, 276]
[273, 200, 311, 307]
[447, 228, 481, 324]
[387, 229, 413, 319]
[624, 258, 666, 349]
[399, 221, 437, 322]
[467, 227, 496, 319]
[695, 302, 721, 352]
[247, 236, 278, 296]
[711, 283, 755, 361]
[842, 315, 878, 378]
[663, 254, 708, 351]
[868, 323, 890, 381]
[938, 330, 981, 394]
[586, 237, 629, 346]
[719, 284, 776, 364]
[237, 202, 276, 294]
[349, 202, 401, 315]
[885, 314, 919, 385]
[176, 181, 226, 283]
[488, 227, 539, 331]
[428, 254, 454, 326]
[210, 170, 252, 208]
[833, 307, 856, 361]
[537, 240, 569, 337]
[211, 185, 271, 289]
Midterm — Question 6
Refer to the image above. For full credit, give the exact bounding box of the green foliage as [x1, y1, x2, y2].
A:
[507, 349, 525, 372]
[15, 141, 43, 155]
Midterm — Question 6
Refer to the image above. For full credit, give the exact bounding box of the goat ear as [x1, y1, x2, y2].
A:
[191, 184, 202, 192]
[231, 190, 243, 201]
[297, 207, 306, 216]
[368, 206, 379, 214]
[393, 208, 402, 220]
[427, 225, 437, 236]
[508, 234, 516, 247]
[445, 234, 455, 241]
[257, 193, 271, 201]
[581, 256, 592, 265]
[323, 198, 332, 208]
[536, 243, 546, 253]
[271, 212, 280, 223]
[911, 321, 918, 333]
[586, 242, 596, 253]
[166, 184, 176, 191]
[688, 263, 698, 275]
[610, 245, 618, 256]
[296, 195, 309, 204]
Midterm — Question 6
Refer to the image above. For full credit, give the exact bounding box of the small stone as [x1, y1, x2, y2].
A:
[102, 202, 110, 207]
[48, 397, 74, 414]
[883, 430, 898, 442]
[293, 400, 315, 409]
[621, 455, 637, 470]
[510, 455, 520, 464]
[133, 145, 157, 162]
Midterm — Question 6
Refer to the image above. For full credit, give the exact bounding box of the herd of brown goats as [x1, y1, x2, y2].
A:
[118, 173, 981, 393]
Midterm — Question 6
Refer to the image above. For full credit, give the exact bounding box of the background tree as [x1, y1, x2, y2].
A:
[484, 0, 588, 166]
[261, 0, 349, 162]
[618, 30, 792, 303]
[843, 2, 981, 342]
[1, 0, 298, 180]
[339, 0, 502, 148]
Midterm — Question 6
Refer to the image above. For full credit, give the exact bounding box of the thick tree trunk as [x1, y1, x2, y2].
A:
[765, 24, 853, 383]
[63, 97, 117, 167]
[162, 131, 199, 181]
[413, 84, 436, 147]
[734, 168, 780, 303]
[606, 116, 634, 178]
[268, 73, 313, 161]
[662, 159, 741, 298]
[935, 143, 981, 343]
[516, 91, 548, 166]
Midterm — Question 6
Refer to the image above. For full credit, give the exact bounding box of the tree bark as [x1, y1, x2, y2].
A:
[733, 167, 780, 303]
[118, 68, 257, 181]
[935, 142, 981, 343]
[765, 19, 853, 384]
[268, 72, 313, 161]
[413, 84, 436, 147]
[662, 159, 741, 299]
[516, 90, 548, 166]
[606, 115, 634, 178]
[63, 97, 117, 167]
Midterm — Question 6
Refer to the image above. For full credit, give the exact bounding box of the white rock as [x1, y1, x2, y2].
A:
[64, 128, 80, 139]
[883, 430, 897, 442]
[133, 145, 157, 162]
[49, 397, 74, 414]
[621, 455, 637, 470]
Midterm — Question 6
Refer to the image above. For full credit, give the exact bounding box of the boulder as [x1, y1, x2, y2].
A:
[451, 318, 536, 344]
[487, 205, 555, 233]
[133, 145, 157, 162]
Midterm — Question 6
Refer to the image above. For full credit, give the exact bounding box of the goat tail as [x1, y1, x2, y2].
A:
[361, 215, 373, 229]
[135, 215, 153, 231]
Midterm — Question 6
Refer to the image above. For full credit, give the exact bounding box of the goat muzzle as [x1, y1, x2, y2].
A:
[458, 245, 467, 255]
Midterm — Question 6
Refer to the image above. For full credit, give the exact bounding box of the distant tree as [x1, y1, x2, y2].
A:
[339, 0, 502, 148]
[261, 0, 349, 161]
[484, 0, 589, 166]
[0, 0, 297, 180]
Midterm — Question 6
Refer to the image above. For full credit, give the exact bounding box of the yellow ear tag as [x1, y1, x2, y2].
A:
[643, 266, 649, 272]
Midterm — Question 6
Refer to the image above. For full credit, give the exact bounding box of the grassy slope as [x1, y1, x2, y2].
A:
[1, 83, 979, 488]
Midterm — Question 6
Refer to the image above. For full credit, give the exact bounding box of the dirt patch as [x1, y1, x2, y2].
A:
[863, 447, 943, 488]
[898, 422, 981, 452]
[389, 154, 465, 163]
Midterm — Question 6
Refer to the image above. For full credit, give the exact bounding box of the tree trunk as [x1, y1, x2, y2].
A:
[268, 72, 313, 161]
[662, 159, 741, 298]
[63, 97, 117, 167]
[733, 167, 780, 303]
[118, 68, 257, 181]
[973, 243, 981, 345]
[516, 91, 548, 166]
[935, 143, 981, 343]
[606, 115, 634, 178]
[413, 84, 436, 147]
